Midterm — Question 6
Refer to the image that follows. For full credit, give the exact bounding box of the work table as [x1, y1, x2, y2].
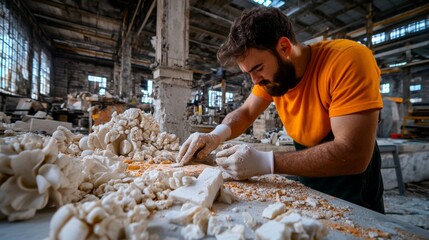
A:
[1, 173, 428, 240]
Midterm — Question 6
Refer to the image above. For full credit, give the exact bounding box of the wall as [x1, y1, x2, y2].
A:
[52, 58, 113, 97]
[380, 64, 429, 104]
[52, 57, 152, 99]
[377, 64, 429, 137]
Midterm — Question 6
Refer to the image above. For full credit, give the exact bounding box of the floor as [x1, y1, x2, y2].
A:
[384, 180, 429, 231]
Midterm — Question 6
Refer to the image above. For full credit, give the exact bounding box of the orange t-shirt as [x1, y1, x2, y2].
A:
[252, 39, 383, 147]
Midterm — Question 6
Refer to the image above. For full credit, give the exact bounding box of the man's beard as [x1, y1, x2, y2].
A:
[259, 53, 299, 97]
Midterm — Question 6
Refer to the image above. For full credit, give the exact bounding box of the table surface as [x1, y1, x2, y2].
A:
[1, 176, 429, 240]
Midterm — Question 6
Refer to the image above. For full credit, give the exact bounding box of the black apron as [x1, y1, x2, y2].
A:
[294, 131, 385, 214]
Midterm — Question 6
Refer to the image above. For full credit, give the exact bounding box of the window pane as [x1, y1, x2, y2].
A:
[0, 2, 31, 95]
[88, 75, 108, 94]
[40, 51, 50, 95]
[380, 83, 390, 94]
[208, 90, 234, 108]
[141, 80, 153, 103]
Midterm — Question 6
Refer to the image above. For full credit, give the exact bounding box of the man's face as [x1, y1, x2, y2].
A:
[237, 48, 298, 96]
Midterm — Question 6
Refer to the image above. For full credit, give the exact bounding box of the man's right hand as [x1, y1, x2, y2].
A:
[176, 133, 221, 165]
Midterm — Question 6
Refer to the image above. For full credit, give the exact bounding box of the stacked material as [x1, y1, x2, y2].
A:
[1, 108, 332, 239]
[0, 108, 178, 222]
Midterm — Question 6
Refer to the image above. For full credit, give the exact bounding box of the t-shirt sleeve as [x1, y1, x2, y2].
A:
[251, 85, 273, 102]
[328, 45, 383, 117]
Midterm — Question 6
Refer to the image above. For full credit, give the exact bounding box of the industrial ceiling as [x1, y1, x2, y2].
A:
[17, 0, 429, 91]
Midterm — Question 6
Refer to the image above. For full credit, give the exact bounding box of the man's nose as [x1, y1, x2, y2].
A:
[250, 72, 263, 85]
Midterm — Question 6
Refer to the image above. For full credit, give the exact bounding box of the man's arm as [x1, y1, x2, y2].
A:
[222, 93, 271, 139]
[274, 109, 379, 177]
[176, 93, 270, 165]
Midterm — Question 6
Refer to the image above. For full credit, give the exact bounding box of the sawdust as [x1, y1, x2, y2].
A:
[222, 175, 409, 239]
[124, 160, 429, 239]
[324, 221, 391, 239]
[125, 159, 212, 177]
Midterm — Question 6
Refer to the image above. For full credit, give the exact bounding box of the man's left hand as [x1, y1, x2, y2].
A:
[215, 144, 274, 180]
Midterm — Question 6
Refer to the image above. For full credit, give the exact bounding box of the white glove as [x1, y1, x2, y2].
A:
[176, 124, 231, 165]
[215, 144, 274, 180]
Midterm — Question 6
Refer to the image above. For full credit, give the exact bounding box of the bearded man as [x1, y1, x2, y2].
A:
[177, 6, 384, 213]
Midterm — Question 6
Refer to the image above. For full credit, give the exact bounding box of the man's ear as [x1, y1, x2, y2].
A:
[276, 37, 292, 57]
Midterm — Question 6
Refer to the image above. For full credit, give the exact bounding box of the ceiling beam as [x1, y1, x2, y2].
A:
[190, 26, 227, 40]
[53, 43, 115, 60]
[53, 43, 152, 67]
[53, 51, 153, 73]
[52, 38, 115, 53]
[39, 22, 117, 47]
[285, 0, 328, 18]
[117, 0, 143, 56]
[347, 3, 429, 38]
[309, 9, 346, 29]
[34, 13, 118, 40]
[294, 19, 319, 36]
[380, 59, 429, 73]
[374, 40, 429, 58]
[298, 1, 361, 36]
[342, 0, 367, 15]
[29, 0, 122, 24]
[190, 7, 233, 24]
[189, 39, 220, 50]
[373, 33, 429, 52]
[135, 0, 156, 41]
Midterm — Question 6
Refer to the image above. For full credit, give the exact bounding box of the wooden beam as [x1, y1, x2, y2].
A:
[52, 38, 115, 53]
[347, 4, 429, 38]
[117, 0, 143, 56]
[135, 0, 156, 40]
[33, 13, 117, 36]
[310, 9, 345, 29]
[190, 7, 233, 24]
[190, 26, 226, 40]
[189, 39, 220, 50]
[30, 0, 122, 24]
[285, 0, 328, 18]
[53, 43, 152, 67]
[374, 40, 429, 58]
[53, 43, 115, 59]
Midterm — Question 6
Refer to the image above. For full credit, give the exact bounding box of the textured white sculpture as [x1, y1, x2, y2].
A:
[0, 133, 84, 221]
[86, 108, 180, 160]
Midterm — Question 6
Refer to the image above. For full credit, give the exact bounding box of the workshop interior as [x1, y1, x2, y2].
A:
[0, 0, 429, 239]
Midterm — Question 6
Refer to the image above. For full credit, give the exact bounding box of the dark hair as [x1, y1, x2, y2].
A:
[217, 7, 297, 67]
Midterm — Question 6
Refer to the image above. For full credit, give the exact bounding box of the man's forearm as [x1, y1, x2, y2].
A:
[221, 108, 256, 140]
[274, 140, 373, 177]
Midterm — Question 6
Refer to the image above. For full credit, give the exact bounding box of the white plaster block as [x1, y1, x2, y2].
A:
[169, 168, 223, 208]
[29, 118, 72, 135]
[255, 221, 289, 240]
[262, 202, 286, 219]
[207, 216, 223, 236]
[215, 224, 245, 240]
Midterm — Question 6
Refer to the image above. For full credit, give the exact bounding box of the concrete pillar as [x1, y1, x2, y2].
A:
[113, 60, 121, 96]
[120, 35, 132, 98]
[153, 0, 193, 143]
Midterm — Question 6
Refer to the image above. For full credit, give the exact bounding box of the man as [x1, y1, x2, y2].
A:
[176, 7, 384, 213]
